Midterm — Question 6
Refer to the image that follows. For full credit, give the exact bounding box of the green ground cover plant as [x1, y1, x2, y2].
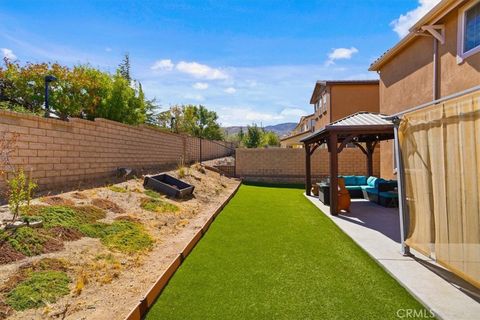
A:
[146, 183, 426, 320]
[108, 185, 128, 193]
[100, 221, 153, 253]
[0, 227, 47, 256]
[6, 270, 70, 311]
[13, 205, 152, 254]
[140, 198, 179, 213]
[144, 189, 162, 199]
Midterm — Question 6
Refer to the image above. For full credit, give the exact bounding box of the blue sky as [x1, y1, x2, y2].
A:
[0, 0, 440, 126]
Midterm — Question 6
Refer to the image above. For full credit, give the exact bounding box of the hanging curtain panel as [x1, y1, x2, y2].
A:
[399, 90, 480, 287]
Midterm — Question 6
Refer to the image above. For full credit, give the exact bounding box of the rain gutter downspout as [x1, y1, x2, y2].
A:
[433, 37, 439, 100]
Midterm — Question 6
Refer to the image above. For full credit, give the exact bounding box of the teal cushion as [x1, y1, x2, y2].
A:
[379, 191, 398, 198]
[343, 175, 357, 186]
[362, 186, 379, 194]
[355, 176, 367, 185]
[346, 185, 362, 190]
[375, 178, 386, 188]
[367, 176, 378, 187]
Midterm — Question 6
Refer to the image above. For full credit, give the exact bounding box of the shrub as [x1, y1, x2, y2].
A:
[7, 169, 37, 222]
[177, 156, 187, 178]
[6, 271, 70, 311]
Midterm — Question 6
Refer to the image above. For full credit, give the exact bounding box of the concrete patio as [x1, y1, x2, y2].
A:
[305, 195, 480, 320]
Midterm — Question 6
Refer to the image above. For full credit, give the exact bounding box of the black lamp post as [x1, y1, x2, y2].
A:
[170, 116, 176, 133]
[44, 75, 57, 118]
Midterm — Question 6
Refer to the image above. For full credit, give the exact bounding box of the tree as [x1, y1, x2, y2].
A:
[262, 131, 280, 147]
[238, 127, 245, 142]
[156, 105, 223, 140]
[243, 124, 263, 148]
[0, 58, 154, 125]
[118, 53, 131, 83]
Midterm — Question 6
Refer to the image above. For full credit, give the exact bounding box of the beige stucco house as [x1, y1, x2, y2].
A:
[309, 80, 380, 131]
[280, 113, 315, 148]
[283, 80, 379, 148]
[370, 0, 480, 179]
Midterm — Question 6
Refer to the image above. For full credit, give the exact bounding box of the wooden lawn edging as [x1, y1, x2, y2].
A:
[124, 181, 242, 320]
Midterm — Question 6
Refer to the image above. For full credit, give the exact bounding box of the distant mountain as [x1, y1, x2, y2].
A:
[223, 122, 297, 138]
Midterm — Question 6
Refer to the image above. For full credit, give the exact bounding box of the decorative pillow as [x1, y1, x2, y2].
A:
[367, 176, 378, 187]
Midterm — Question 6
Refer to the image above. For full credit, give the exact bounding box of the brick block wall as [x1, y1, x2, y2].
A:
[0, 110, 233, 195]
[235, 147, 380, 183]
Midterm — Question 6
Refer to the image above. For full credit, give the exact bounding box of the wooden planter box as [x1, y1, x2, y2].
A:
[143, 174, 194, 198]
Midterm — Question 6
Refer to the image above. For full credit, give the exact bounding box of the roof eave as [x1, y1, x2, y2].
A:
[369, 0, 459, 71]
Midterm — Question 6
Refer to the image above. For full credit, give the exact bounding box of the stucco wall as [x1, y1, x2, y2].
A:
[0, 110, 234, 196]
[312, 84, 379, 131]
[235, 147, 380, 183]
[330, 84, 380, 121]
[378, 2, 480, 178]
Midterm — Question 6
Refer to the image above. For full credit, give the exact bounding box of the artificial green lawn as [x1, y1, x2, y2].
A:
[146, 183, 426, 319]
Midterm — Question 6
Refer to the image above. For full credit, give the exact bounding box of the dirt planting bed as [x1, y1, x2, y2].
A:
[0, 163, 240, 320]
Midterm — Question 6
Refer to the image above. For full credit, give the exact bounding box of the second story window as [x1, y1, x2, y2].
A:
[458, 0, 480, 62]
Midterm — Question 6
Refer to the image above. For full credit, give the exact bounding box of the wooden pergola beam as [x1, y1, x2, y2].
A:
[337, 134, 356, 153]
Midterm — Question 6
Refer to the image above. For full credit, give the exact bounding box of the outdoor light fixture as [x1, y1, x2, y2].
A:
[44, 75, 57, 118]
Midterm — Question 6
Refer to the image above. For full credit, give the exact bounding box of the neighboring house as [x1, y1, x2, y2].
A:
[282, 80, 380, 148]
[369, 0, 480, 179]
[309, 80, 380, 131]
[280, 113, 315, 148]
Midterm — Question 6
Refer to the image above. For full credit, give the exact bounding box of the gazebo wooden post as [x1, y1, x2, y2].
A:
[305, 143, 311, 196]
[329, 133, 338, 215]
[366, 141, 374, 177]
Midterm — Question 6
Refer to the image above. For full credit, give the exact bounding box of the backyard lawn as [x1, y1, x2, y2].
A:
[146, 183, 426, 319]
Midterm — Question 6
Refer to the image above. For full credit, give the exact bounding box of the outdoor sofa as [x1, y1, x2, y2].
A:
[339, 175, 398, 207]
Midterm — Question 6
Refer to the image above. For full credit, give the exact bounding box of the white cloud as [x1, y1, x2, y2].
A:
[151, 59, 174, 71]
[1, 48, 16, 60]
[224, 87, 236, 94]
[140, 63, 377, 126]
[279, 108, 309, 118]
[105, 47, 112, 52]
[192, 82, 209, 90]
[326, 47, 358, 65]
[217, 106, 311, 127]
[183, 93, 205, 101]
[176, 61, 228, 80]
[221, 108, 283, 123]
[390, 0, 441, 38]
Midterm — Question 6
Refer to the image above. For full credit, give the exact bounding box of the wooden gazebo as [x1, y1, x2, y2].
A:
[300, 112, 394, 215]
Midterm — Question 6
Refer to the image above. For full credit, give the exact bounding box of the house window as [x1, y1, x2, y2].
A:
[458, 0, 480, 62]
[322, 94, 327, 113]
